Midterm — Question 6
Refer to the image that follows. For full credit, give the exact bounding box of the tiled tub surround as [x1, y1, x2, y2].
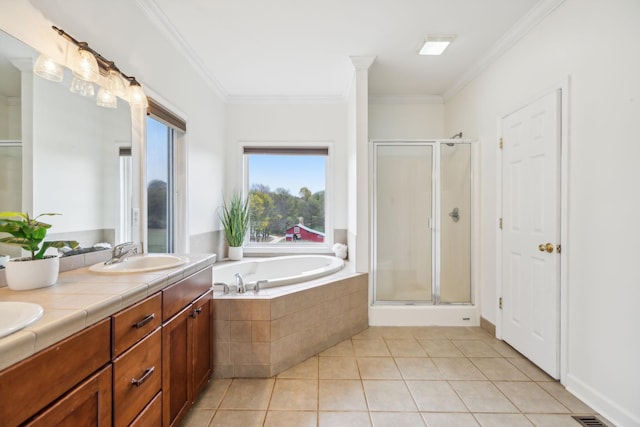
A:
[0, 253, 216, 370]
[213, 271, 369, 378]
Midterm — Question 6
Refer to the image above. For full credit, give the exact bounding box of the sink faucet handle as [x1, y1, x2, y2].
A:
[113, 241, 134, 256]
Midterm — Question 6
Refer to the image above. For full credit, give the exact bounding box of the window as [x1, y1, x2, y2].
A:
[243, 146, 331, 251]
[146, 117, 174, 253]
[146, 98, 186, 253]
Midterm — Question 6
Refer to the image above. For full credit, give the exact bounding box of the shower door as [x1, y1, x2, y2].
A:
[373, 141, 472, 305]
[374, 143, 433, 303]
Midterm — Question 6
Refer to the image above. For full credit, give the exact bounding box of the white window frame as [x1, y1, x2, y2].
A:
[240, 141, 334, 255]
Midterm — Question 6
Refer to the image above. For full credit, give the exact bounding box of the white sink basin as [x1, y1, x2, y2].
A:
[0, 302, 44, 338]
[89, 254, 187, 274]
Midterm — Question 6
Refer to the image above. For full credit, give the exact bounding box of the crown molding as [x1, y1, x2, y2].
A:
[227, 94, 347, 105]
[369, 94, 443, 105]
[135, 0, 228, 102]
[443, 0, 566, 102]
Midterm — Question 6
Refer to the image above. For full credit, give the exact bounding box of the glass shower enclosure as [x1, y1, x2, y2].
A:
[373, 141, 472, 305]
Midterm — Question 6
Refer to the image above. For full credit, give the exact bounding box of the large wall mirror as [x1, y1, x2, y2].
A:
[0, 29, 132, 256]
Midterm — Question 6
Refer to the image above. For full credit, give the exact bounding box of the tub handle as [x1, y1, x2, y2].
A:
[213, 282, 230, 294]
[254, 280, 268, 293]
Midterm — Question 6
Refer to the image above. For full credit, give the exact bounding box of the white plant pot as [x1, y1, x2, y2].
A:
[5, 255, 60, 291]
[228, 246, 243, 261]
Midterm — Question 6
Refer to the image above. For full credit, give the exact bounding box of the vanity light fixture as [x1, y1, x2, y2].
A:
[106, 68, 128, 98]
[419, 35, 455, 55]
[33, 54, 64, 82]
[34, 26, 148, 108]
[96, 87, 117, 108]
[72, 44, 99, 81]
[70, 76, 95, 97]
[127, 78, 149, 108]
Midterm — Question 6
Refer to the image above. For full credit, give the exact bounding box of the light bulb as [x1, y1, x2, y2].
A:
[33, 54, 64, 82]
[70, 76, 95, 97]
[73, 47, 99, 81]
[106, 69, 128, 98]
[96, 87, 117, 108]
[127, 82, 148, 108]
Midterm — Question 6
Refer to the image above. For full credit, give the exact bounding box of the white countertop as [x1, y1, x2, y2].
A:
[0, 253, 216, 371]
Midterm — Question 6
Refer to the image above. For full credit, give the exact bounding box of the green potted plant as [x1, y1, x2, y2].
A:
[219, 192, 249, 261]
[0, 211, 78, 290]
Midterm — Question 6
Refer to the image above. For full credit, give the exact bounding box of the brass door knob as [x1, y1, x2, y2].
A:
[538, 243, 554, 253]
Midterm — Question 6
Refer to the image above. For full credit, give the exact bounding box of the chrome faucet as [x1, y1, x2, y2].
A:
[234, 273, 246, 294]
[105, 242, 139, 265]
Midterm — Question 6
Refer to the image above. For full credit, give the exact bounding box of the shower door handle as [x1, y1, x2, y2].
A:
[448, 207, 460, 222]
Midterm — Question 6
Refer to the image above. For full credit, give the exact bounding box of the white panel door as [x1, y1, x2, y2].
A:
[501, 90, 561, 378]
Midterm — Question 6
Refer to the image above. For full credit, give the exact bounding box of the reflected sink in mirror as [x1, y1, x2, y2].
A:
[0, 302, 44, 338]
[89, 254, 187, 274]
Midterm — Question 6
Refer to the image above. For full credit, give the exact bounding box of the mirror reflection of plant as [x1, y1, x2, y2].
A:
[0, 211, 79, 260]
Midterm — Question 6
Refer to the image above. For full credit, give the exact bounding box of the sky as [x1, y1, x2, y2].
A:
[249, 154, 326, 194]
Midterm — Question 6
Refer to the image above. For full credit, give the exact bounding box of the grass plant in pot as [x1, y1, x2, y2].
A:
[0, 212, 78, 290]
[219, 192, 249, 261]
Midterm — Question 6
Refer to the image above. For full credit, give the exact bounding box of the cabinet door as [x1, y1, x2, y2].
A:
[192, 290, 213, 399]
[25, 365, 112, 427]
[162, 305, 193, 427]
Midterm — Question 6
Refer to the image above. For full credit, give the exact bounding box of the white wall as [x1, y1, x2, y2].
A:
[226, 102, 349, 233]
[444, 1, 640, 425]
[369, 101, 445, 140]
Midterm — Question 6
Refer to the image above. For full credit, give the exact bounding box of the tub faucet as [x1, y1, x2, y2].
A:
[234, 273, 246, 294]
[105, 242, 138, 265]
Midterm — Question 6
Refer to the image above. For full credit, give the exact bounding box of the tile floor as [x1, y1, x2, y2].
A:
[182, 326, 606, 427]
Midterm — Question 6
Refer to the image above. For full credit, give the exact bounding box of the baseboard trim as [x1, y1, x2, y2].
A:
[565, 373, 640, 427]
[480, 317, 496, 336]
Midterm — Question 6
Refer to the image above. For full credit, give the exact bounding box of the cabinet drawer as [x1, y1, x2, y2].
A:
[130, 391, 162, 427]
[113, 327, 162, 427]
[0, 318, 111, 426]
[112, 292, 162, 356]
[162, 266, 212, 320]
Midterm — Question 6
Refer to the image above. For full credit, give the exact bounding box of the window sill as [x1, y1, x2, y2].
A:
[243, 245, 334, 257]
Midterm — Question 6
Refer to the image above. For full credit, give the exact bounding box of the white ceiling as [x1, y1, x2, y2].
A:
[140, 0, 544, 101]
[23, 0, 558, 102]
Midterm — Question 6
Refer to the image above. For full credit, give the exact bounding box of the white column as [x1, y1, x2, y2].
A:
[347, 56, 375, 273]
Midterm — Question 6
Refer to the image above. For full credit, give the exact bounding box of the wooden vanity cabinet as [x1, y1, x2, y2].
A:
[0, 265, 213, 427]
[0, 319, 111, 426]
[161, 267, 213, 427]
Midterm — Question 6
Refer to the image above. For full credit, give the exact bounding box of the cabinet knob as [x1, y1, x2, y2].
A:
[190, 307, 203, 318]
